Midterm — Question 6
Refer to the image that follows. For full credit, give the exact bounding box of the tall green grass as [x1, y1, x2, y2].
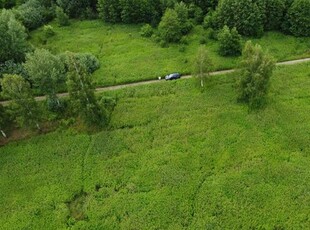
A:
[30, 20, 310, 87]
[0, 63, 309, 229]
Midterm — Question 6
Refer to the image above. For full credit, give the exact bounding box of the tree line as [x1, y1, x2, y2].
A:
[1, 0, 308, 36]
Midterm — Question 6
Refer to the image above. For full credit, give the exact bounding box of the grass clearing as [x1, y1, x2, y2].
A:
[30, 20, 310, 86]
[0, 63, 309, 229]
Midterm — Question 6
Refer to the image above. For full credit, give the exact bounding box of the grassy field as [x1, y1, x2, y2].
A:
[0, 62, 309, 229]
[30, 20, 310, 87]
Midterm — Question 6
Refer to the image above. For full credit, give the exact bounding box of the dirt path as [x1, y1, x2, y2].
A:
[1, 58, 309, 106]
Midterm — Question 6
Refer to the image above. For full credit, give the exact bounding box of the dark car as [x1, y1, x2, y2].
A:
[165, 73, 181, 80]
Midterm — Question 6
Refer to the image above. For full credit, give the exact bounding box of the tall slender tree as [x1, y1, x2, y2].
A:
[0, 105, 8, 138]
[193, 46, 213, 88]
[1, 74, 41, 129]
[237, 41, 275, 109]
[66, 53, 105, 126]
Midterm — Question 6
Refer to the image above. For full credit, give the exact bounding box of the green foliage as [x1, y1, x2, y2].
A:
[218, 26, 242, 56]
[24, 48, 65, 108]
[14, 0, 47, 30]
[158, 8, 182, 43]
[0, 60, 27, 80]
[63, 52, 100, 74]
[0, 0, 17, 8]
[43, 24, 55, 38]
[97, 0, 121, 23]
[215, 0, 264, 37]
[0, 104, 9, 137]
[188, 3, 203, 24]
[286, 0, 310, 36]
[0, 9, 30, 63]
[29, 20, 310, 86]
[66, 53, 105, 126]
[1, 63, 310, 228]
[262, 0, 286, 31]
[98, 0, 161, 24]
[1, 74, 41, 129]
[140, 24, 153, 38]
[56, 0, 97, 18]
[55, 6, 69, 26]
[193, 46, 213, 87]
[237, 41, 276, 109]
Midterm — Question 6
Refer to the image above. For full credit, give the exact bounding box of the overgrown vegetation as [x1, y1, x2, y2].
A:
[1, 63, 309, 228]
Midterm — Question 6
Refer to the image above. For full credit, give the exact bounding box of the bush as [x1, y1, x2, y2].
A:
[0, 60, 28, 80]
[218, 26, 242, 56]
[55, 6, 69, 26]
[43, 25, 55, 38]
[285, 0, 310, 36]
[207, 28, 218, 40]
[263, 0, 286, 31]
[14, 0, 47, 30]
[203, 10, 219, 30]
[140, 24, 153, 38]
[63, 52, 100, 74]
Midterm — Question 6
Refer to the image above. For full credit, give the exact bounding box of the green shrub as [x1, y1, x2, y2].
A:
[140, 24, 153, 38]
[55, 6, 69, 26]
[263, 0, 286, 31]
[218, 26, 242, 56]
[286, 0, 310, 36]
[63, 52, 100, 74]
[43, 25, 55, 38]
[14, 0, 47, 30]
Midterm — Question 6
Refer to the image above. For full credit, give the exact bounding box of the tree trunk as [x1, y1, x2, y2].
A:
[201, 78, 204, 87]
[0, 129, 7, 138]
[36, 122, 41, 131]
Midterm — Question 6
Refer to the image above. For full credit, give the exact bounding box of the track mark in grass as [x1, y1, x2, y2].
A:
[81, 136, 94, 188]
[66, 191, 89, 223]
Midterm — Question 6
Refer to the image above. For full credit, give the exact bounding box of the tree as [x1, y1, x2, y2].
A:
[215, 0, 264, 37]
[98, 0, 121, 23]
[0, 104, 8, 138]
[0, 9, 30, 63]
[218, 25, 242, 56]
[158, 8, 182, 43]
[285, 0, 310, 36]
[56, 0, 97, 18]
[174, 1, 193, 35]
[55, 6, 69, 26]
[66, 53, 105, 126]
[237, 41, 275, 109]
[263, 0, 286, 31]
[193, 46, 213, 88]
[14, 0, 46, 30]
[1, 74, 41, 129]
[23, 49, 65, 109]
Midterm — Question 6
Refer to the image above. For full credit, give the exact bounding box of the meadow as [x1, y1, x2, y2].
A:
[30, 20, 310, 86]
[0, 63, 309, 229]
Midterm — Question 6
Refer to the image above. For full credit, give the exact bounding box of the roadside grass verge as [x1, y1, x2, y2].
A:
[0, 63, 309, 229]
